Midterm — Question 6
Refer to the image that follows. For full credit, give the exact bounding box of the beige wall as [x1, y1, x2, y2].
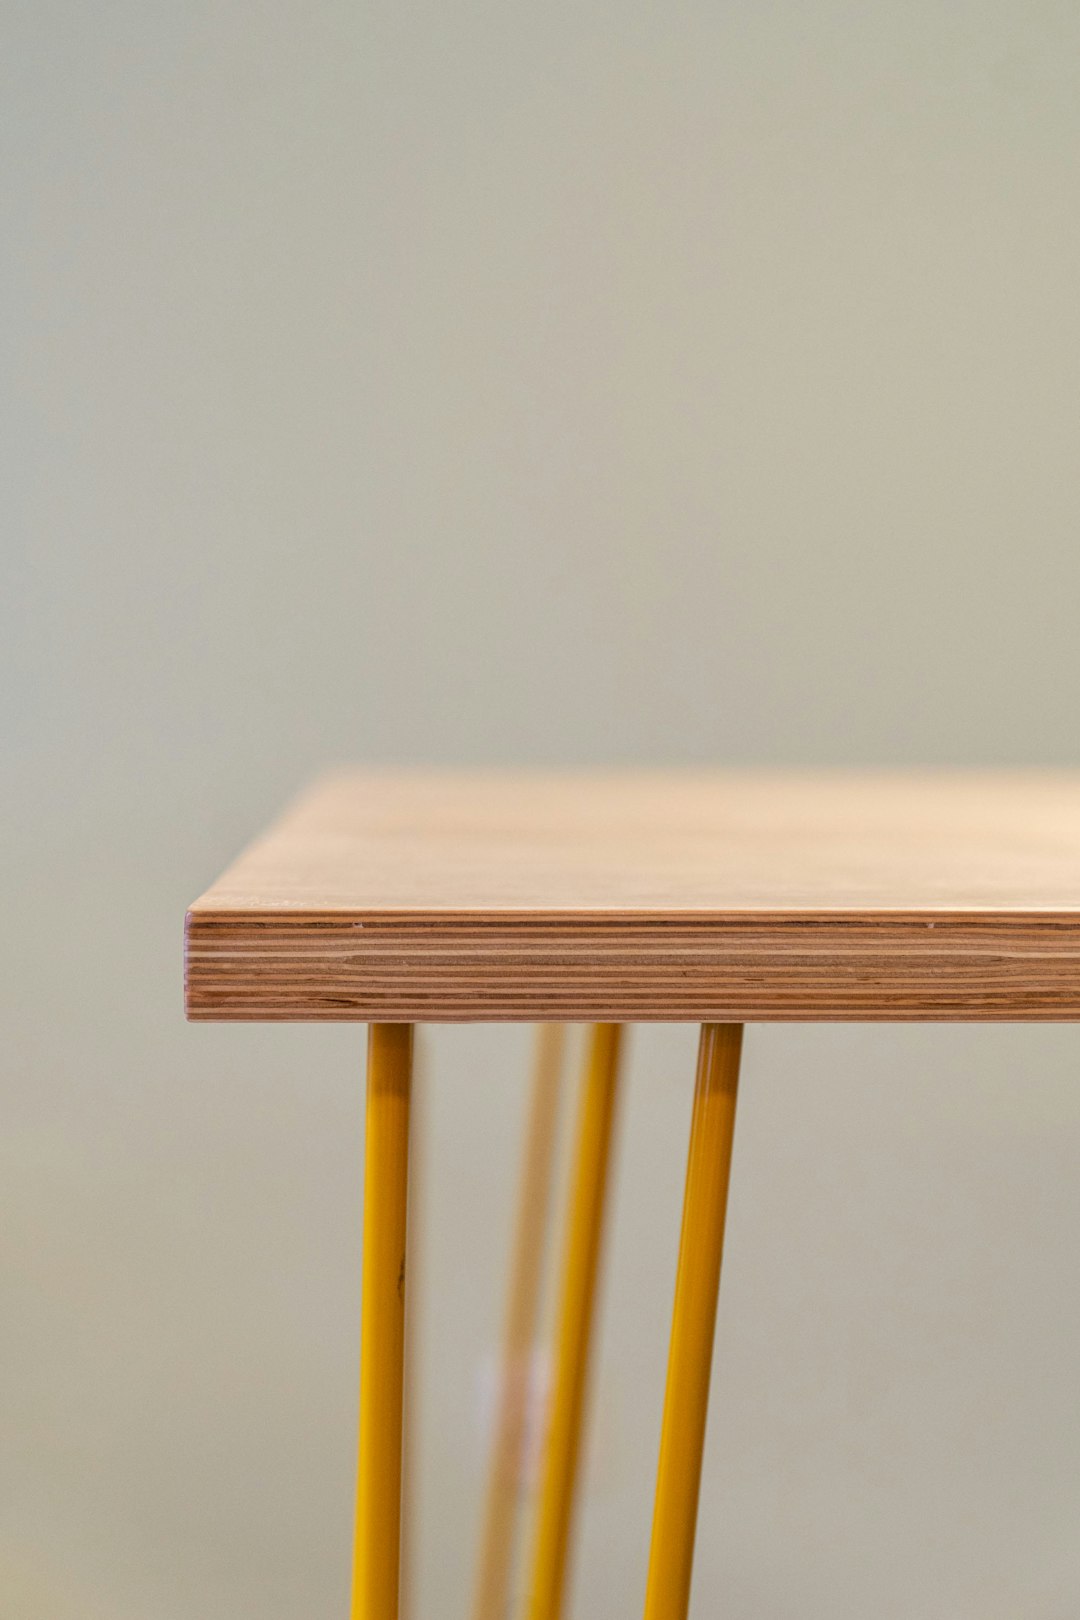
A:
[4, 2, 1080, 1615]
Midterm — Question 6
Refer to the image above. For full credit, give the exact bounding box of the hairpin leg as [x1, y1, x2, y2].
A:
[472, 1024, 567, 1620]
[526, 1024, 624, 1620]
[643, 1024, 743, 1620]
[352, 1024, 413, 1620]
[400, 1035, 427, 1620]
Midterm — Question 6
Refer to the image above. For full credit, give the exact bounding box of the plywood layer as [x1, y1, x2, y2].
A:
[185, 771, 1080, 1021]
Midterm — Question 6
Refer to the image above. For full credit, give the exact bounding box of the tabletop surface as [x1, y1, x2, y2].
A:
[185, 769, 1080, 1022]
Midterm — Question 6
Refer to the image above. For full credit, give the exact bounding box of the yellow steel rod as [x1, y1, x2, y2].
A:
[525, 1023, 624, 1620]
[352, 1024, 413, 1620]
[472, 1025, 567, 1620]
[400, 1037, 427, 1620]
[642, 1023, 743, 1620]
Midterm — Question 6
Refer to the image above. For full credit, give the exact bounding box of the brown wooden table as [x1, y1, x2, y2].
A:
[185, 769, 1080, 1620]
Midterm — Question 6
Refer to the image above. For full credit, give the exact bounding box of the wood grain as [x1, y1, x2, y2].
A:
[185, 770, 1080, 1021]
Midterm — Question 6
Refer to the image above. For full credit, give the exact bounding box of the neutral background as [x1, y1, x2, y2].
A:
[5, 2, 1080, 1616]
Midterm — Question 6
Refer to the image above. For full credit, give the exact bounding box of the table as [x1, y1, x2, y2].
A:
[185, 769, 1080, 1620]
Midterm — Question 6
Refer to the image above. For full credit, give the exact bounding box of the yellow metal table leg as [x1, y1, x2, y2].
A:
[400, 1036, 427, 1620]
[526, 1023, 624, 1620]
[472, 1025, 567, 1620]
[352, 1023, 414, 1620]
[643, 1023, 743, 1620]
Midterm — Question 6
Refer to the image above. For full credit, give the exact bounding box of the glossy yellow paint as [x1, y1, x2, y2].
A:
[400, 1035, 427, 1620]
[642, 1023, 743, 1620]
[526, 1023, 623, 1620]
[472, 1024, 567, 1620]
[352, 1024, 413, 1620]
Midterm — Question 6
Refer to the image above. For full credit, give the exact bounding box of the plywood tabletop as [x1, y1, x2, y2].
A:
[185, 769, 1080, 1022]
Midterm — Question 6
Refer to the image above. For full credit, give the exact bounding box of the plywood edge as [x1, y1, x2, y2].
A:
[184, 907, 1080, 1022]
